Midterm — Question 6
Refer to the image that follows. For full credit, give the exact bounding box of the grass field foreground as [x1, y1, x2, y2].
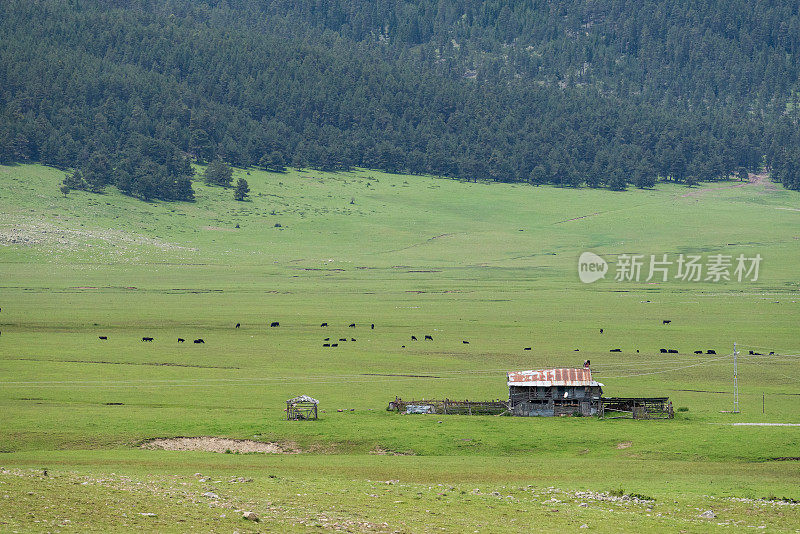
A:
[1, 164, 799, 532]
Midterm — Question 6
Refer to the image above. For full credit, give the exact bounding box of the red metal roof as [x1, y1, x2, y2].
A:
[507, 368, 601, 387]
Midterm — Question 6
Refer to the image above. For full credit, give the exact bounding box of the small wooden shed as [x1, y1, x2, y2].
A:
[286, 395, 318, 420]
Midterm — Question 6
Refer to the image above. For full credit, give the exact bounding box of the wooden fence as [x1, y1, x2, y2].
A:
[388, 397, 509, 416]
[600, 397, 673, 419]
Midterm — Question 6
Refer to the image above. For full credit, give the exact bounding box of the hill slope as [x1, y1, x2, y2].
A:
[2, 0, 799, 198]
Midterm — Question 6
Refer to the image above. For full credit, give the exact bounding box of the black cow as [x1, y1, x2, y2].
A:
[706, 349, 716, 354]
[660, 348, 668, 353]
[411, 335, 417, 341]
[694, 350, 702, 354]
[339, 338, 347, 341]
[668, 349, 678, 354]
[769, 351, 775, 355]
[194, 338, 204, 344]
[371, 324, 374, 329]
[349, 323, 356, 328]
[321, 322, 328, 327]
[270, 322, 279, 327]
[177, 338, 185, 342]
[323, 343, 330, 347]
[663, 320, 671, 325]
[610, 348, 621, 352]
[142, 337, 153, 342]
[524, 347, 531, 350]
[463, 340, 470, 344]
[424, 335, 433, 341]
[351, 338, 356, 342]
[235, 323, 240, 328]
[599, 328, 604, 334]
[98, 336, 108, 340]
[324, 337, 330, 341]
[331, 343, 338, 347]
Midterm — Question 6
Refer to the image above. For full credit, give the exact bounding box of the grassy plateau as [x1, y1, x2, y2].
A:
[0, 163, 799, 532]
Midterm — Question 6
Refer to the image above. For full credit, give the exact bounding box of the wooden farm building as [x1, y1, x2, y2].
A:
[388, 366, 673, 419]
[507, 368, 604, 417]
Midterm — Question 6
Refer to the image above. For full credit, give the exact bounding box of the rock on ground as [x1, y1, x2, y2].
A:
[243, 511, 259, 522]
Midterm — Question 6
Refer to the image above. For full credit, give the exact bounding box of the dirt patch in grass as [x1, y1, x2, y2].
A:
[616, 441, 632, 449]
[369, 446, 416, 456]
[680, 172, 776, 198]
[141, 437, 299, 454]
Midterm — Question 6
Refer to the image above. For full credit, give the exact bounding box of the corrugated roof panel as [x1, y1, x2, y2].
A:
[507, 368, 602, 387]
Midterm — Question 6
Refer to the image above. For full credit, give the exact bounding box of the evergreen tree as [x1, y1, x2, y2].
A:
[259, 151, 286, 172]
[203, 160, 233, 187]
[62, 169, 88, 192]
[234, 177, 250, 201]
[1, 0, 798, 198]
[608, 170, 627, 191]
[737, 167, 749, 182]
[174, 175, 196, 201]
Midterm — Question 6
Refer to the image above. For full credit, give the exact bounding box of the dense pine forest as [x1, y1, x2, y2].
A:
[1, 0, 800, 200]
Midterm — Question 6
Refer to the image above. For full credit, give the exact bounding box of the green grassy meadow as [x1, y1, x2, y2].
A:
[1, 163, 799, 532]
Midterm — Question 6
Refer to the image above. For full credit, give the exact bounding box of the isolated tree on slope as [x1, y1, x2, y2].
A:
[234, 177, 250, 201]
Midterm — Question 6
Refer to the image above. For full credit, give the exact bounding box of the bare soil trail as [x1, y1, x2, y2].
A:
[680, 172, 775, 198]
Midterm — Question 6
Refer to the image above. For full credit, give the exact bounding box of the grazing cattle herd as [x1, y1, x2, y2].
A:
[0, 309, 768, 357]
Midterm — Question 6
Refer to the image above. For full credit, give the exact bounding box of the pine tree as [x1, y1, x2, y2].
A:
[233, 177, 250, 201]
[174, 175, 196, 201]
[259, 151, 286, 172]
[62, 169, 88, 192]
[203, 159, 233, 187]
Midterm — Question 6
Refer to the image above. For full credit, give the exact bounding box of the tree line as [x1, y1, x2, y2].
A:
[0, 0, 798, 201]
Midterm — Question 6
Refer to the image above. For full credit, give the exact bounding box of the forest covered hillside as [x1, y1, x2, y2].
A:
[1, 0, 800, 200]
